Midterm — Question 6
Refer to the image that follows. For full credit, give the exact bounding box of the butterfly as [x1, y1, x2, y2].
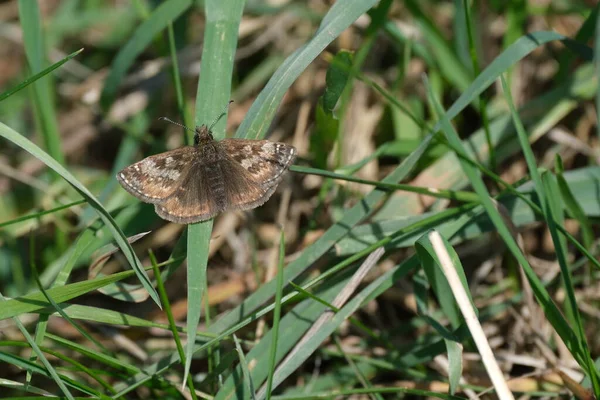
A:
[117, 120, 296, 224]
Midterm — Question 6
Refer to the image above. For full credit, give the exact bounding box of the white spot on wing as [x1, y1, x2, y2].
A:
[262, 142, 275, 152]
[119, 172, 129, 185]
[241, 158, 254, 170]
[141, 158, 181, 180]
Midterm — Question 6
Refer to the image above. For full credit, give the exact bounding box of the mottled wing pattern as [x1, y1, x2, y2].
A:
[219, 139, 297, 187]
[154, 167, 219, 224]
[117, 147, 195, 204]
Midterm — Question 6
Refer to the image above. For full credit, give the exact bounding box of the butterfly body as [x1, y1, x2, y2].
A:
[117, 125, 296, 224]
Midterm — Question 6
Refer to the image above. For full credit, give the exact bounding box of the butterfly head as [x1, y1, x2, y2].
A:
[194, 125, 214, 146]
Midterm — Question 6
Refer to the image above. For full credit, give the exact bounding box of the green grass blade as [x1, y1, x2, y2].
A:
[415, 234, 471, 394]
[0, 48, 83, 103]
[462, 0, 495, 171]
[292, 165, 480, 203]
[27, 228, 104, 384]
[415, 233, 472, 328]
[39, 303, 184, 331]
[271, 387, 466, 399]
[0, 267, 140, 320]
[233, 334, 257, 399]
[499, 75, 546, 203]
[45, 333, 140, 374]
[3, 340, 117, 394]
[0, 378, 53, 396]
[501, 75, 599, 394]
[184, 0, 245, 388]
[541, 171, 600, 394]
[18, 0, 64, 166]
[150, 251, 199, 400]
[265, 230, 286, 400]
[29, 238, 109, 355]
[0, 350, 99, 397]
[554, 156, 594, 252]
[166, 21, 191, 142]
[404, 0, 471, 92]
[0, 199, 86, 229]
[445, 31, 591, 123]
[0, 122, 161, 307]
[262, 252, 393, 396]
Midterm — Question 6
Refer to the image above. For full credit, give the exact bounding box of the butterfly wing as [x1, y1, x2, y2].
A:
[220, 157, 280, 212]
[117, 147, 195, 204]
[219, 139, 297, 187]
[218, 139, 296, 211]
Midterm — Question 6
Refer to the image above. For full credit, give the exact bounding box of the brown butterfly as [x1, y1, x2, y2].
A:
[117, 119, 296, 224]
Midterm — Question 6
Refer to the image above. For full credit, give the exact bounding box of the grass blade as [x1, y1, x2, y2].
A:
[265, 230, 286, 400]
[554, 155, 594, 253]
[0, 199, 86, 229]
[426, 231, 513, 399]
[183, 0, 245, 388]
[0, 267, 139, 320]
[150, 251, 199, 400]
[233, 334, 257, 400]
[501, 74, 599, 393]
[0, 48, 83, 103]
[18, 0, 64, 166]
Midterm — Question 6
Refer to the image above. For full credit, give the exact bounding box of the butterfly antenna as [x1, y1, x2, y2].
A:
[158, 117, 197, 134]
[208, 100, 234, 131]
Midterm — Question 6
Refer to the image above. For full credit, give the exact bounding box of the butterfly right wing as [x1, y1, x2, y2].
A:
[219, 139, 297, 187]
[117, 147, 195, 204]
[216, 139, 296, 213]
[219, 157, 279, 212]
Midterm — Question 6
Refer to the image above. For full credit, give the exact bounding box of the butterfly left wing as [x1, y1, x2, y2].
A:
[117, 147, 195, 204]
[219, 139, 297, 188]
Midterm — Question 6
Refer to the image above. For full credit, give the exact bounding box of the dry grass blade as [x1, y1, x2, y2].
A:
[429, 231, 514, 400]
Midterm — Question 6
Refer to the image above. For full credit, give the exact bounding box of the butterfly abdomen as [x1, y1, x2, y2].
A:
[202, 162, 227, 211]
